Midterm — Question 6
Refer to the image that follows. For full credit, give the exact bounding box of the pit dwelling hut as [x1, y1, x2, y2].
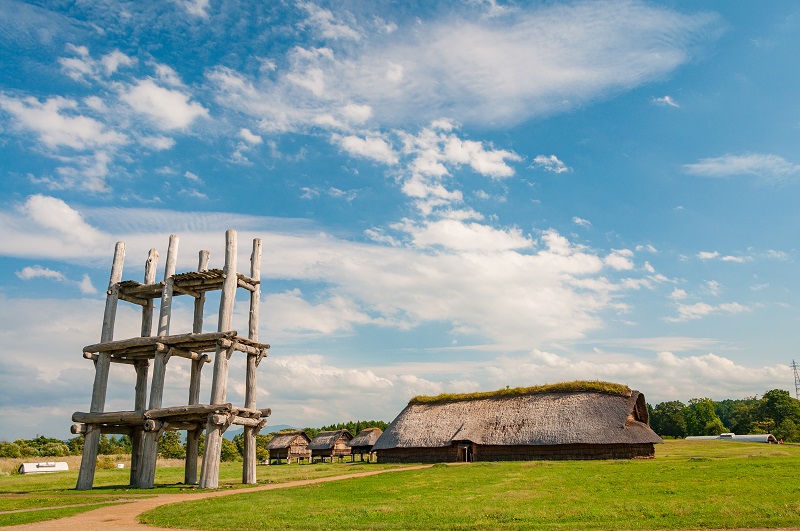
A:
[265, 430, 312, 463]
[372, 381, 663, 463]
[347, 427, 383, 462]
[308, 429, 353, 462]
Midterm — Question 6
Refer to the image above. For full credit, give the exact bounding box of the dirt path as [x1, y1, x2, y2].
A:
[6, 465, 433, 531]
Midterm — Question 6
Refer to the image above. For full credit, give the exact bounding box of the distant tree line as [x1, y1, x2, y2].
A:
[648, 389, 800, 441]
[0, 420, 390, 461]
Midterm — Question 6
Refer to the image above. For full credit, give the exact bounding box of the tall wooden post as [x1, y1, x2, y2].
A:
[185, 249, 210, 485]
[76, 242, 125, 490]
[200, 229, 237, 488]
[130, 248, 158, 487]
[243, 238, 262, 484]
[138, 235, 179, 488]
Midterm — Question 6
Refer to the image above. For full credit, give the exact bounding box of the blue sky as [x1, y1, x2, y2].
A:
[1, 0, 799, 439]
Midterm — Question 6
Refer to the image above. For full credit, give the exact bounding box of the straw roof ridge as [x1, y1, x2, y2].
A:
[409, 380, 630, 405]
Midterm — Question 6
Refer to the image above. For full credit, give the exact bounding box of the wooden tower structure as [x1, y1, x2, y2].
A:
[72, 229, 271, 489]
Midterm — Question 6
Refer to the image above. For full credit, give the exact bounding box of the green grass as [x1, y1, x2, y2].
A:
[410, 380, 631, 405]
[0, 458, 404, 527]
[141, 441, 800, 530]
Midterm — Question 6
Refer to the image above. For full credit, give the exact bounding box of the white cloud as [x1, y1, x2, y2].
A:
[698, 251, 719, 260]
[175, 0, 210, 19]
[298, 1, 361, 41]
[16, 265, 66, 282]
[139, 135, 176, 150]
[121, 79, 209, 130]
[184, 170, 203, 183]
[667, 300, 750, 323]
[604, 249, 634, 271]
[652, 95, 679, 107]
[532, 155, 570, 174]
[683, 153, 800, 182]
[0, 95, 126, 150]
[335, 134, 398, 164]
[208, 2, 721, 133]
[239, 128, 263, 145]
[697, 250, 752, 263]
[572, 216, 591, 227]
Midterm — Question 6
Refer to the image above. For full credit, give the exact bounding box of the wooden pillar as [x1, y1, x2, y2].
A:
[130, 249, 157, 487]
[185, 249, 209, 486]
[77, 241, 125, 490]
[242, 239, 262, 484]
[200, 229, 237, 488]
[138, 235, 179, 489]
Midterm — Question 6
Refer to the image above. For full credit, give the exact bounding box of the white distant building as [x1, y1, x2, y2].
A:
[685, 433, 778, 443]
[17, 462, 69, 474]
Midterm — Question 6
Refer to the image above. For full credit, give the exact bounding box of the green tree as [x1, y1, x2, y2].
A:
[0, 442, 22, 458]
[650, 401, 687, 438]
[774, 419, 800, 442]
[220, 438, 240, 462]
[760, 389, 800, 432]
[40, 442, 70, 457]
[685, 398, 726, 436]
[158, 431, 186, 459]
[67, 436, 84, 455]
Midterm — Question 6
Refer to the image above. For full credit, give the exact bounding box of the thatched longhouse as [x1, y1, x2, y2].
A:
[372, 382, 663, 463]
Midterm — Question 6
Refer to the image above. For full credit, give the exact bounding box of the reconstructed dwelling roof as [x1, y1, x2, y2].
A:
[266, 430, 310, 450]
[308, 429, 353, 450]
[373, 384, 662, 450]
[347, 427, 383, 448]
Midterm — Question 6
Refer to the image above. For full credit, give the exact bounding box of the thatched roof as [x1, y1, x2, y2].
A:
[373, 388, 662, 450]
[265, 430, 310, 450]
[307, 429, 353, 450]
[347, 427, 383, 448]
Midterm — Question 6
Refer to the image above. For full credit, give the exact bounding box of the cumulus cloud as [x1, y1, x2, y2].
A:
[532, 155, 570, 174]
[298, 1, 361, 41]
[335, 134, 398, 164]
[667, 300, 750, 322]
[121, 79, 209, 130]
[683, 153, 800, 182]
[16, 265, 66, 282]
[0, 95, 126, 150]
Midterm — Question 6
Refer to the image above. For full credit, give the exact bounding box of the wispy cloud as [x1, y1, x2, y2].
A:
[572, 216, 591, 227]
[683, 153, 800, 182]
[651, 95, 679, 107]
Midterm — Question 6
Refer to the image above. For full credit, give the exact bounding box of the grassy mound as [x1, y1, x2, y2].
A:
[409, 380, 631, 405]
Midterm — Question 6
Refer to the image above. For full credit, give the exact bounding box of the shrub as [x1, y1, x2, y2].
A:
[0, 442, 22, 458]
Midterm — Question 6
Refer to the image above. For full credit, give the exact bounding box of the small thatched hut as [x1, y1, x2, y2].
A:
[308, 429, 353, 462]
[373, 381, 663, 463]
[347, 427, 383, 462]
[265, 430, 312, 464]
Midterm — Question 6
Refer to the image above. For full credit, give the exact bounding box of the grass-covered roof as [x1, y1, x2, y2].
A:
[409, 380, 631, 405]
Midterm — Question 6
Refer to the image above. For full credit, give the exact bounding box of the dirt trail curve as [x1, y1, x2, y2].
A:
[7, 465, 433, 531]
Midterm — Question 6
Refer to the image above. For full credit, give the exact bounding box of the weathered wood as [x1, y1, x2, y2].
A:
[146, 403, 233, 418]
[77, 241, 125, 491]
[210, 230, 237, 406]
[71, 423, 133, 435]
[237, 278, 257, 291]
[83, 331, 238, 354]
[83, 352, 137, 364]
[154, 343, 206, 361]
[157, 234, 179, 337]
[72, 411, 145, 424]
[140, 249, 159, 338]
[200, 423, 223, 488]
[217, 338, 264, 356]
[185, 426, 203, 485]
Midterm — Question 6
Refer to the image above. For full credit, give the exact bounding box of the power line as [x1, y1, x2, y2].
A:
[792, 360, 800, 400]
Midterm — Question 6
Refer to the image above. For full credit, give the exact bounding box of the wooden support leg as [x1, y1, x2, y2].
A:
[129, 426, 145, 487]
[184, 426, 202, 485]
[76, 425, 100, 490]
[242, 426, 256, 484]
[200, 423, 223, 489]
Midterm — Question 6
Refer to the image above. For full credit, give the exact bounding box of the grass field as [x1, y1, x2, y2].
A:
[0, 456, 403, 527]
[140, 441, 800, 530]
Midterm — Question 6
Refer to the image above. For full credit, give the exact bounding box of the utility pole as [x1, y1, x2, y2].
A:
[792, 360, 800, 400]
